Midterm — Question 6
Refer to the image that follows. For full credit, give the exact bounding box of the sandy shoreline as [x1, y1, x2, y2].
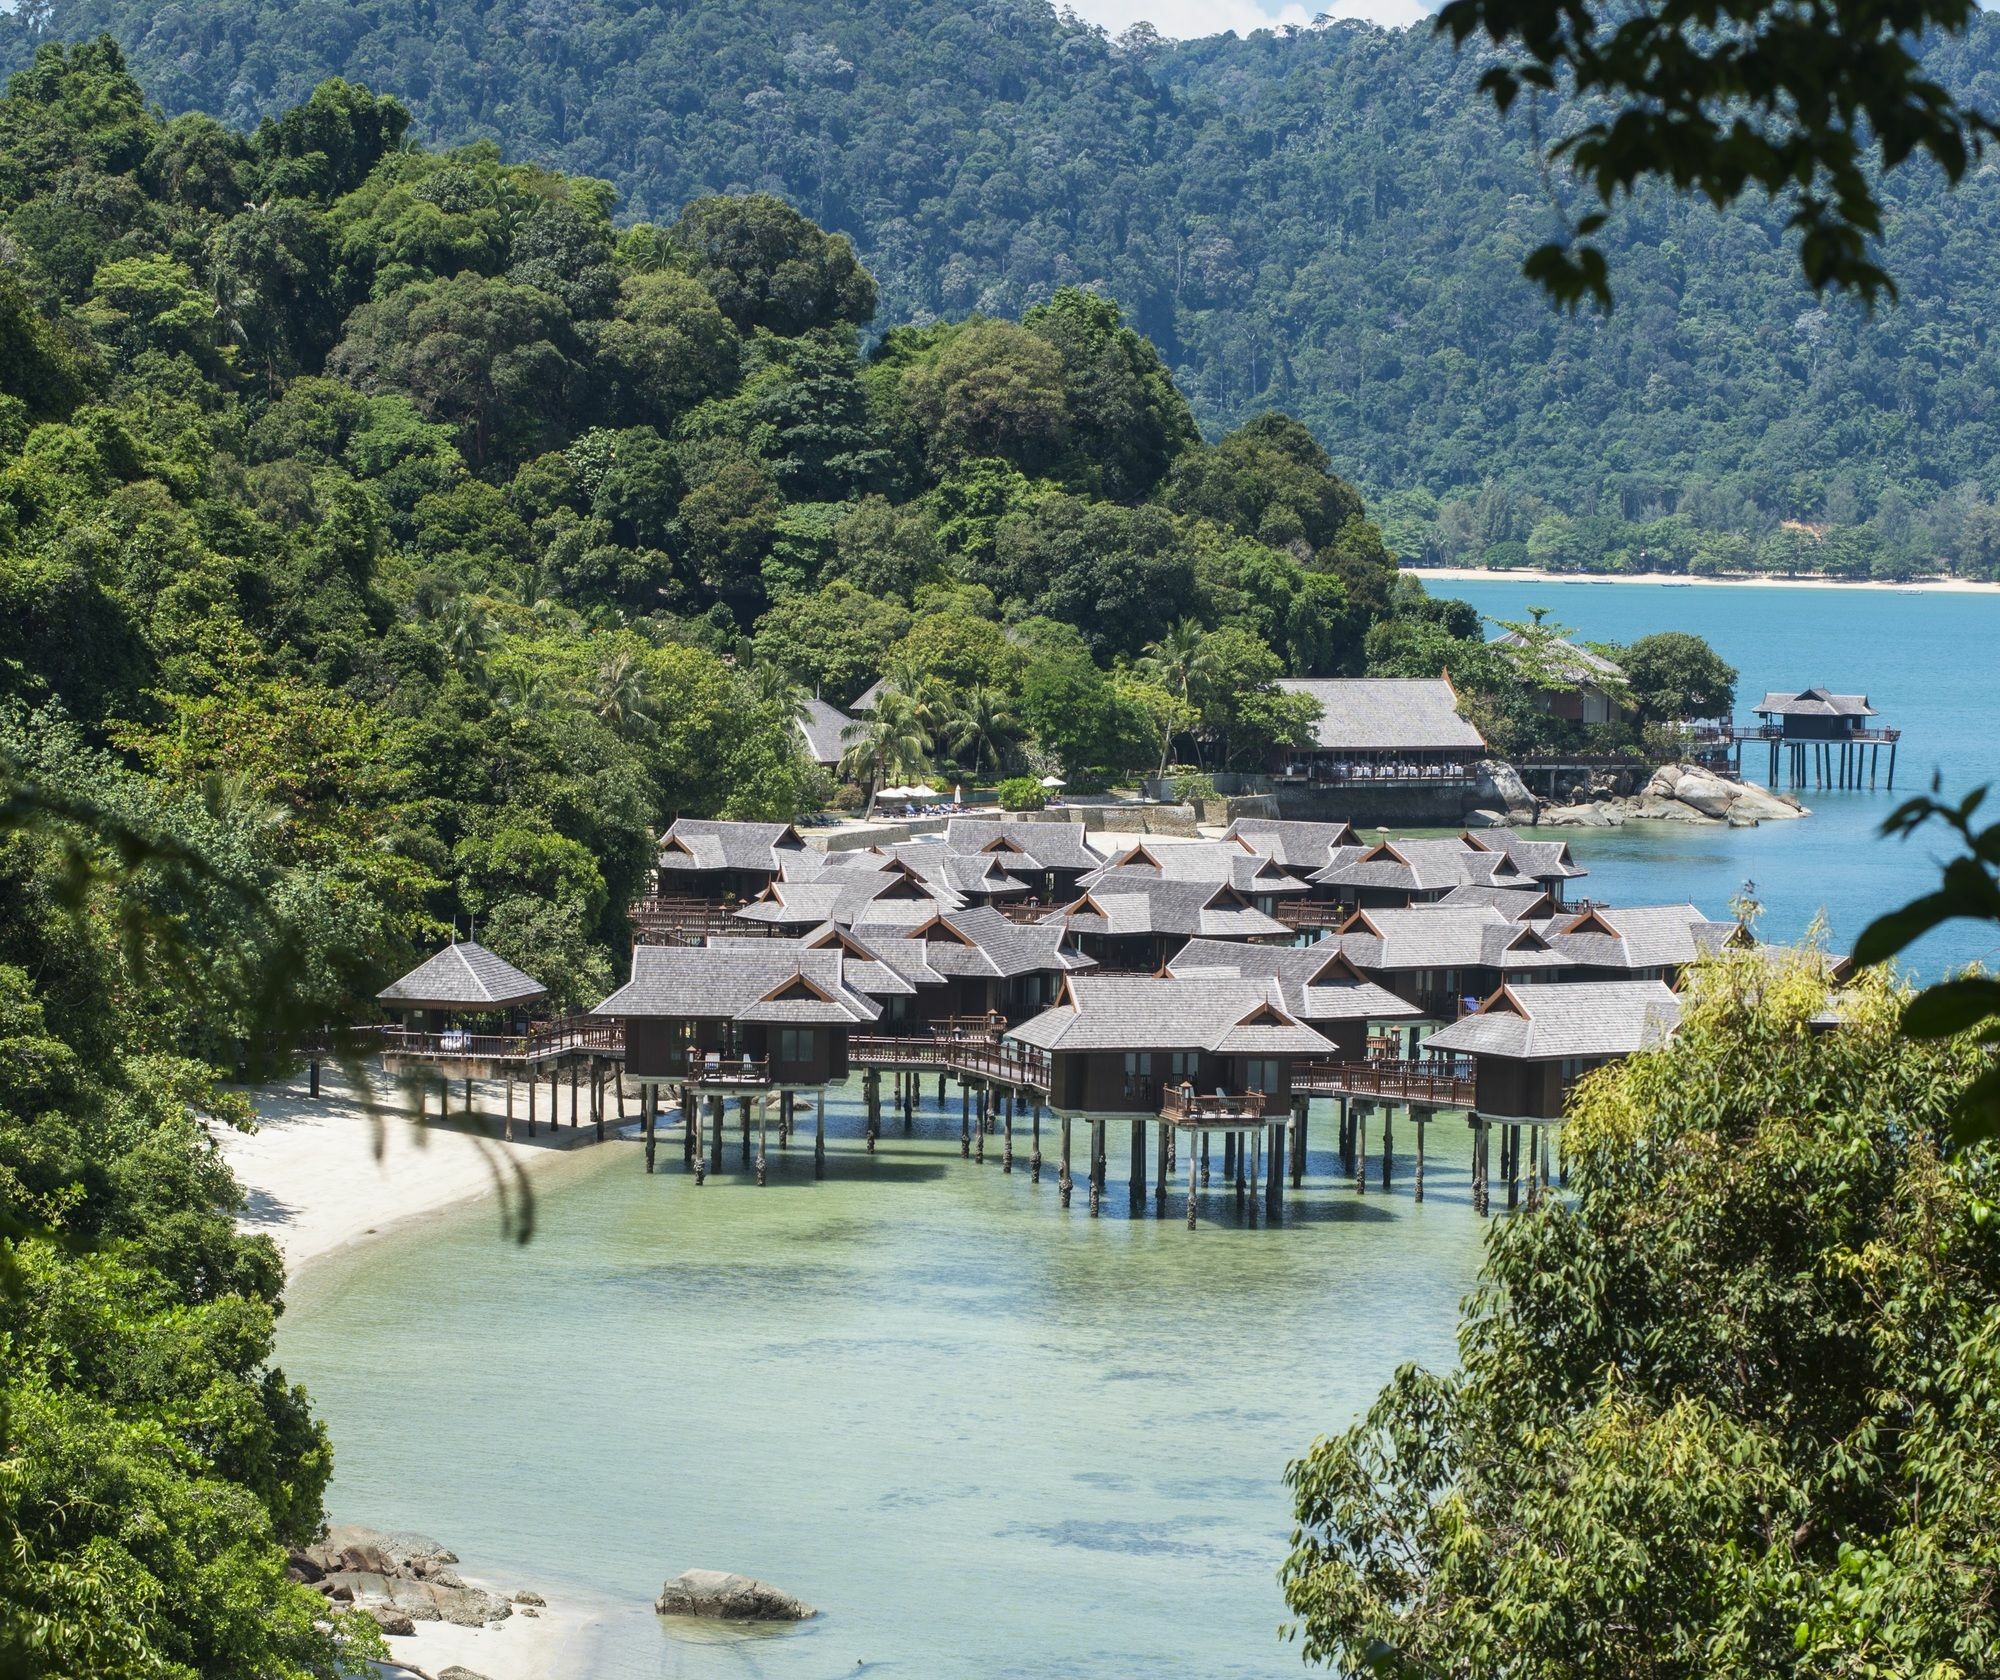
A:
[218, 1067, 645, 1680]
[1404, 565, 1996, 592]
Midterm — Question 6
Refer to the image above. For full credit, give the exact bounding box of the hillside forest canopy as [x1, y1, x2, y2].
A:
[9, 0, 2000, 579]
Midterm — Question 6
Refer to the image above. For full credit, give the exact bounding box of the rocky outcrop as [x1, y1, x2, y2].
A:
[656, 1569, 817, 1621]
[288, 1524, 538, 1638]
[1474, 758, 1536, 821]
[1536, 763, 1808, 828]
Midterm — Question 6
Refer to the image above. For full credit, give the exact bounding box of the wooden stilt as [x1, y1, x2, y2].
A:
[1003, 1089, 1015, 1173]
[974, 1087, 985, 1164]
[814, 1099, 825, 1180]
[1472, 1115, 1489, 1216]
[1031, 1100, 1042, 1182]
[569, 1061, 578, 1128]
[1155, 1120, 1169, 1213]
[709, 1093, 724, 1175]
[1089, 1118, 1105, 1216]
[1130, 1117, 1145, 1206]
[1507, 1123, 1521, 1209]
[1414, 1110, 1426, 1202]
[1291, 1098, 1306, 1188]
[960, 1081, 971, 1158]
[527, 1072, 536, 1136]
[757, 1099, 768, 1186]
[1186, 1122, 1198, 1229]
[1266, 1121, 1283, 1220]
[1059, 1116, 1073, 1207]
[1248, 1125, 1261, 1224]
[683, 1086, 696, 1168]
[505, 1073, 514, 1142]
[641, 1084, 657, 1173]
[1381, 1106, 1394, 1189]
[616, 1076, 626, 1120]
[1354, 1106, 1367, 1193]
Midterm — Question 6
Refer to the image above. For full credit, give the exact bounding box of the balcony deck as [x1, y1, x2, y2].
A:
[1293, 1056, 1474, 1106]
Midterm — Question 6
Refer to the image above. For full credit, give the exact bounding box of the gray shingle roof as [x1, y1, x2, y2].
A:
[1167, 938, 1422, 1023]
[796, 696, 859, 767]
[1048, 878, 1291, 941]
[1436, 884, 1554, 920]
[1080, 841, 1310, 895]
[1276, 677, 1487, 752]
[1326, 906, 1575, 974]
[1221, 818, 1360, 868]
[1311, 837, 1529, 894]
[594, 947, 880, 1023]
[1534, 903, 1741, 971]
[1490, 630, 1624, 687]
[377, 942, 549, 1009]
[736, 868, 955, 927]
[1008, 976, 1336, 1056]
[658, 819, 806, 874]
[1422, 980, 1681, 1061]
[1464, 829, 1588, 881]
[1754, 687, 1875, 718]
[941, 817, 1100, 871]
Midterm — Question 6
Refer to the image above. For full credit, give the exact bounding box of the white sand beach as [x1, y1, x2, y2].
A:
[217, 1065, 643, 1678]
[1403, 565, 1998, 592]
[215, 1064, 643, 1271]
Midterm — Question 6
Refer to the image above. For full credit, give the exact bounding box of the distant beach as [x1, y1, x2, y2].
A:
[1404, 565, 1999, 592]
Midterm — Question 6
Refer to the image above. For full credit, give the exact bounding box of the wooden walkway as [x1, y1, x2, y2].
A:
[1294, 1057, 1475, 1107]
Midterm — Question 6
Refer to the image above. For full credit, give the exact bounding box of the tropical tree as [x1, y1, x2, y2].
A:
[945, 684, 1018, 776]
[836, 689, 929, 811]
[1282, 946, 2000, 1678]
[591, 648, 654, 733]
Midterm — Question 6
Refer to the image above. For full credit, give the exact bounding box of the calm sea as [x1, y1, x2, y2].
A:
[277, 583, 2000, 1677]
[1432, 579, 2000, 978]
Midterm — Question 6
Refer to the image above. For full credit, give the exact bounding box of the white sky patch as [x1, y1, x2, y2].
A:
[1063, 0, 1433, 35]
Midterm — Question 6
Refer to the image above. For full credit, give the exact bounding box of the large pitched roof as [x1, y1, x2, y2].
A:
[1311, 837, 1529, 894]
[657, 818, 805, 874]
[1490, 630, 1624, 687]
[1046, 877, 1291, 941]
[377, 942, 548, 1009]
[1462, 829, 1588, 882]
[853, 905, 1095, 980]
[1221, 818, 1360, 869]
[1080, 840, 1310, 896]
[796, 696, 859, 766]
[1327, 906, 1575, 975]
[1275, 677, 1487, 753]
[1009, 976, 1335, 1056]
[940, 817, 1100, 871]
[594, 947, 881, 1023]
[1167, 938, 1422, 1023]
[1754, 687, 1875, 718]
[1423, 980, 1681, 1061]
[1535, 903, 1742, 971]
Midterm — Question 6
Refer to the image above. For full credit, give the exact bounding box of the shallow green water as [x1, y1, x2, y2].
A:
[281, 1084, 1493, 1677]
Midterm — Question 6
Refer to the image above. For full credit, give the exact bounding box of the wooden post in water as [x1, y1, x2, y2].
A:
[1506, 1123, 1521, 1210]
[814, 1097, 826, 1180]
[1291, 1098, 1307, 1188]
[1266, 1120, 1284, 1220]
[569, 1061, 578, 1128]
[1089, 1118, 1105, 1216]
[961, 1081, 971, 1158]
[682, 1086, 696, 1169]
[1247, 1125, 1261, 1224]
[974, 1087, 986, 1164]
[1031, 1099, 1042, 1183]
[709, 1093, 724, 1176]
[1155, 1120, 1169, 1214]
[756, 1099, 768, 1187]
[1353, 1106, 1367, 1194]
[1472, 1114, 1489, 1216]
[1129, 1118, 1145, 1206]
[866, 1071, 879, 1155]
[1186, 1121, 1199, 1229]
[1413, 1110, 1427, 1202]
[1224, 1131, 1237, 1184]
[1059, 1116, 1073, 1207]
[642, 1083, 657, 1173]
[1200, 1131, 1210, 1185]
[1381, 1106, 1394, 1189]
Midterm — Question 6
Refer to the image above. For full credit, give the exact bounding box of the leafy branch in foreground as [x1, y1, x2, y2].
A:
[1438, 0, 2000, 308]
[1854, 780, 2000, 1140]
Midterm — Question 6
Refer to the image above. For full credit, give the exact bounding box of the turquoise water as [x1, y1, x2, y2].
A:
[1434, 580, 2000, 978]
[278, 584, 1999, 1675]
[282, 1087, 1491, 1677]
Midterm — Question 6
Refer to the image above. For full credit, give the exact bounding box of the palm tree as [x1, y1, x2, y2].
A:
[593, 650, 654, 734]
[1140, 618, 1213, 767]
[436, 599, 489, 670]
[880, 655, 950, 737]
[838, 690, 930, 813]
[946, 685, 1017, 776]
[748, 662, 813, 730]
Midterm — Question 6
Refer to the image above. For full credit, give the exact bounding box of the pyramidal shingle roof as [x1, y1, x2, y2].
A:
[377, 942, 548, 1009]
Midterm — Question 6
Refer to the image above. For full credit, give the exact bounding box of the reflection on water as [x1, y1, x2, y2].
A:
[281, 1081, 1491, 1677]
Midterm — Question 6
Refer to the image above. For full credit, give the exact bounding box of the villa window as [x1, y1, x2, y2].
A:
[1242, 1059, 1282, 1094]
[1124, 1052, 1154, 1077]
[778, 1028, 816, 1064]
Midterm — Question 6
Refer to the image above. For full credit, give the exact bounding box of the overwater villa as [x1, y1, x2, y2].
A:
[1166, 938, 1422, 1060]
[1319, 905, 1575, 1025]
[652, 817, 808, 902]
[1535, 902, 1745, 982]
[1220, 816, 1361, 870]
[1039, 877, 1292, 972]
[1078, 838, 1315, 912]
[936, 817, 1102, 901]
[1721, 686, 1900, 787]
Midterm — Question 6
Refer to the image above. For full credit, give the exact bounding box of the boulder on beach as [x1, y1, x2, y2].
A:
[365, 1604, 416, 1637]
[656, 1569, 817, 1621]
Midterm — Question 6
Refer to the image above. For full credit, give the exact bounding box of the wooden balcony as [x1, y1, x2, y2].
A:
[685, 1051, 773, 1087]
[846, 1033, 1050, 1092]
[1274, 900, 1350, 932]
[991, 902, 1057, 924]
[1294, 1057, 1475, 1105]
[1159, 1086, 1268, 1126]
[632, 895, 781, 945]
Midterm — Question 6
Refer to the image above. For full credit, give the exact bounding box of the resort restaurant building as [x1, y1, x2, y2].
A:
[1270, 676, 1487, 783]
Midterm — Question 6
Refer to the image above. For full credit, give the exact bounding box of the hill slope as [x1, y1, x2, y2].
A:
[7, 2, 2000, 568]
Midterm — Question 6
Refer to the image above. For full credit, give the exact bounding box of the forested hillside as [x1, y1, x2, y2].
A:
[9, 0, 2000, 574]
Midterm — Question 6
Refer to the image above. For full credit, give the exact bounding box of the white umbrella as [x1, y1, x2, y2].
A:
[908, 784, 938, 799]
[877, 784, 912, 801]
[1039, 774, 1067, 788]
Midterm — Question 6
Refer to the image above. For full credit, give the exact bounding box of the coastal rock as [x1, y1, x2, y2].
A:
[1462, 807, 1511, 828]
[656, 1569, 817, 1622]
[1550, 763, 1811, 828]
[1474, 759, 1536, 819]
[365, 1605, 416, 1637]
[1536, 803, 1624, 828]
[384, 1530, 459, 1565]
[438, 1668, 492, 1680]
[514, 1590, 545, 1606]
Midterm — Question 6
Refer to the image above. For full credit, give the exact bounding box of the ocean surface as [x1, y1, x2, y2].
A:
[278, 583, 2000, 1676]
[1431, 579, 2000, 978]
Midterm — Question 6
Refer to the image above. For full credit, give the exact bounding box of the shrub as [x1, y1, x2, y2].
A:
[995, 775, 1045, 811]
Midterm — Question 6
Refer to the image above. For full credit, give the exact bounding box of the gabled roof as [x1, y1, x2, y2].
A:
[377, 942, 548, 1010]
[1754, 687, 1875, 717]
[1436, 884, 1553, 920]
[1167, 938, 1422, 1023]
[1008, 975, 1336, 1056]
[1221, 817, 1360, 869]
[886, 843, 1036, 898]
[854, 904, 1095, 980]
[796, 696, 858, 766]
[1423, 980, 1682, 1061]
[1311, 836, 1527, 895]
[1535, 903, 1743, 972]
[594, 947, 881, 1023]
[1490, 629, 1624, 688]
[1461, 829, 1589, 882]
[1046, 876, 1291, 941]
[657, 818, 806, 874]
[1275, 677, 1487, 753]
[1080, 842, 1310, 896]
[735, 868, 958, 928]
[939, 817, 1100, 871]
[1326, 906, 1575, 974]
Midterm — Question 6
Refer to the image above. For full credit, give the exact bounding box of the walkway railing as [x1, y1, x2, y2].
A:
[848, 1033, 1049, 1092]
[1159, 1086, 1267, 1124]
[632, 895, 782, 945]
[685, 1052, 773, 1086]
[374, 1015, 625, 1063]
[1294, 1057, 1475, 1105]
[1274, 900, 1350, 932]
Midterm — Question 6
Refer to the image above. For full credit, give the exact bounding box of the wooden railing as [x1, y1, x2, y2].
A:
[1274, 900, 1350, 931]
[992, 902, 1057, 924]
[1159, 1086, 1268, 1124]
[685, 1051, 773, 1086]
[847, 1033, 1050, 1092]
[1294, 1057, 1475, 1105]
[375, 1015, 625, 1062]
[631, 895, 782, 945]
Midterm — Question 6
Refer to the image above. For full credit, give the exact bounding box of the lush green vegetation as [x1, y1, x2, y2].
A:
[1284, 945, 2000, 1677]
[11, 2, 2000, 577]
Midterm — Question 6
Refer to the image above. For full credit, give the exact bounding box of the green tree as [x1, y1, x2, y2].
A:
[1283, 949, 1999, 1678]
[1620, 630, 1738, 722]
[903, 318, 1069, 474]
[666, 193, 875, 336]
